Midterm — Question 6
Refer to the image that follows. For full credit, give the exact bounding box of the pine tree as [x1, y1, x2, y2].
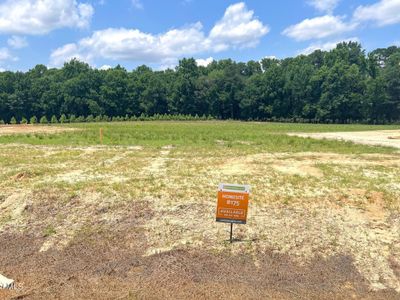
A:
[51, 115, 58, 123]
[30, 116, 37, 124]
[40, 116, 48, 124]
[60, 114, 67, 123]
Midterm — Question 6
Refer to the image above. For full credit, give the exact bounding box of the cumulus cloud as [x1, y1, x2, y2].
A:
[50, 43, 90, 66]
[307, 0, 340, 14]
[298, 37, 360, 55]
[282, 15, 355, 41]
[0, 0, 94, 35]
[353, 0, 400, 26]
[50, 2, 269, 67]
[196, 57, 214, 67]
[209, 2, 269, 50]
[7, 36, 28, 49]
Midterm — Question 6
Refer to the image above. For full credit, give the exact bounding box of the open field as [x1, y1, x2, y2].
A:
[1, 121, 400, 299]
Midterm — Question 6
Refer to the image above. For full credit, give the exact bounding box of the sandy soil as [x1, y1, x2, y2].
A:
[0, 125, 75, 135]
[1, 142, 400, 299]
[288, 130, 400, 149]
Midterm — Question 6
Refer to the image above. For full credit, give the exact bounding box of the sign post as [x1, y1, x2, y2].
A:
[216, 183, 250, 243]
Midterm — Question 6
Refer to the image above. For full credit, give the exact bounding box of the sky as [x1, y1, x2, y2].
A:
[0, 0, 399, 71]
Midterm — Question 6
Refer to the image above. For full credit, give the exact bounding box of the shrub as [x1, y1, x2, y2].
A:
[51, 115, 58, 123]
[0, 119, 5, 124]
[60, 114, 67, 123]
[30, 116, 37, 124]
[21, 117, 28, 124]
[76, 116, 85, 123]
[10, 116, 17, 124]
[40, 116, 48, 124]
[86, 115, 94, 122]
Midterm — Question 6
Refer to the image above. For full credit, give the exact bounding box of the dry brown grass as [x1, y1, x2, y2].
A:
[0, 125, 76, 136]
[0, 137, 400, 299]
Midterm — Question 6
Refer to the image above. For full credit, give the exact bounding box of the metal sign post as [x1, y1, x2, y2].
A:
[230, 222, 233, 243]
[216, 183, 250, 243]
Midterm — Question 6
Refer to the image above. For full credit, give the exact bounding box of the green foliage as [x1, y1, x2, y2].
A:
[0, 120, 4, 124]
[76, 116, 85, 123]
[10, 117, 17, 124]
[30, 116, 37, 124]
[86, 115, 94, 122]
[40, 116, 48, 124]
[0, 43, 399, 124]
[60, 114, 68, 123]
[43, 225, 56, 237]
[51, 115, 58, 123]
[21, 117, 28, 124]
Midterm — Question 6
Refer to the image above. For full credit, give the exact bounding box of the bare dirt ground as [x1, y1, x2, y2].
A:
[0, 138, 400, 298]
[289, 130, 400, 149]
[0, 125, 75, 135]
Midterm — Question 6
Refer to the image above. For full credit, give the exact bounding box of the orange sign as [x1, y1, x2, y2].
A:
[216, 183, 250, 224]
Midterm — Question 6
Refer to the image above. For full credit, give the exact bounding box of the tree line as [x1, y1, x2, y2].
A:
[0, 42, 399, 124]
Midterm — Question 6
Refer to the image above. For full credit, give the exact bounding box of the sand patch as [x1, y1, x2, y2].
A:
[142, 146, 173, 175]
[0, 125, 76, 135]
[50, 170, 128, 184]
[289, 130, 400, 149]
[272, 161, 323, 177]
[0, 191, 30, 224]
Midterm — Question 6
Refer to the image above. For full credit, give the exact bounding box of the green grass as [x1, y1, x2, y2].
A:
[0, 121, 399, 153]
[43, 225, 57, 237]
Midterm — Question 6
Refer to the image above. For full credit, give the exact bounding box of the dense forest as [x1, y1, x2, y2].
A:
[0, 42, 399, 124]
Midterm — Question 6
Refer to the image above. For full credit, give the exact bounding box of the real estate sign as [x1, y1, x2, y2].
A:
[216, 183, 250, 224]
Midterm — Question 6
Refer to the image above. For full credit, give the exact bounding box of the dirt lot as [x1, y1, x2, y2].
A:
[0, 126, 400, 299]
[0, 125, 75, 135]
[289, 130, 400, 149]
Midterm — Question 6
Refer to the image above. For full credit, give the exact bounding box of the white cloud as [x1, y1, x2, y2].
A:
[50, 2, 269, 67]
[0, 48, 17, 71]
[0, 48, 13, 61]
[50, 43, 90, 66]
[0, 0, 94, 35]
[7, 36, 28, 49]
[196, 57, 214, 67]
[353, 0, 400, 26]
[282, 15, 356, 41]
[99, 64, 112, 70]
[307, 0, 340, 14]
[131, 0, 143, 9]
[299, 37, 360, 55]
[209, 2, 269, 50]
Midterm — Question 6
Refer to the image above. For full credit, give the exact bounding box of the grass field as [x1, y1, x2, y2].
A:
[1, 121, 400, 299]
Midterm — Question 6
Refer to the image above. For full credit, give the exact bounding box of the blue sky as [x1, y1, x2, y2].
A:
[0, 0, 399, 71]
